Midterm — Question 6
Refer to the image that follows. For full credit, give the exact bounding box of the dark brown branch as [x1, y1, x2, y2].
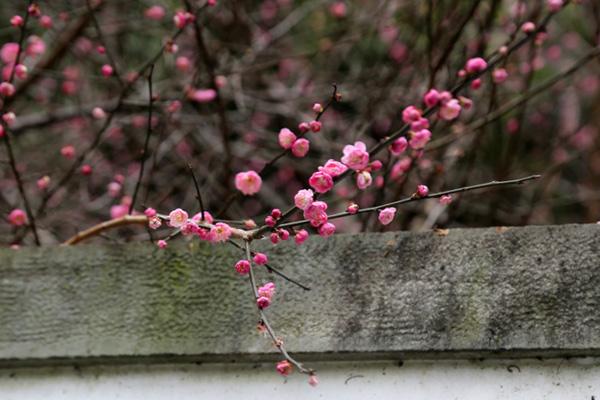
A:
[86, 0, 125, 88]
[5, 3, 100, 109]
[217, 84, 339, 217]
[1, 0, 40, 245]
[276, 175, 542, 230]
[227, 239, 311, 291]
[244, 240, 313, 375]
[129, 64, 155, 215]
[257, 2, 570, 237]
[427, 46, 600, 151]
[185, 0, 233, 197]
[188, 163, 206, 221]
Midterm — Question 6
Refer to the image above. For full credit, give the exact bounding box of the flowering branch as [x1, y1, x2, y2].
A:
[428, 45, 600, 151]
[1, 0, 40, 245]
[276, 175, 541, 230]
[263, 1, 571, 233]
[228, 239, 310, 291]
[243, 240, 313, 376]
[32, 28, 186, 221]
[217, 84, 339, 217]
[86, 0, 125, 88]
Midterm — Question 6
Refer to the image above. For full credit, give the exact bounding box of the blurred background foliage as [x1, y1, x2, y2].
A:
[1, 0, 599, 245]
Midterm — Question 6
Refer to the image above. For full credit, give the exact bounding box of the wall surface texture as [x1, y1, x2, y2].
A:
[1, 224, 599, 398]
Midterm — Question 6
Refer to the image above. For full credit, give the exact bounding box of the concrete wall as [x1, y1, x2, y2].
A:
[1, 224, 599, 397]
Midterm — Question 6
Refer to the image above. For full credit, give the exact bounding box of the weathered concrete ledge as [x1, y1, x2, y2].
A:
[0, 224, 599, 367]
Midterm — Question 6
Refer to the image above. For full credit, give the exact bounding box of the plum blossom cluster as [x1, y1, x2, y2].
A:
[2, 0, 575, 387]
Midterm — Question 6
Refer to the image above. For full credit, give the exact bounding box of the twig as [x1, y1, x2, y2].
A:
[86, 0, 125, 88]
[427, 46, 600, 151]
[429, 0, 482, 87]
[185, 0, 233, 196]
[1, 0, 40, 245]
[276, 175, 542, 230]
[5, 2, 101, 110]
[129, 64, 155, 214]
[227, 239, 310, 291]
[63, 215, 148, 245]
[244, 240, 313, 375]
[188, 163, 206, 221]
[257, 2, 570, 236]
[217, 84, 339, 217]
[33, 28, 185, 222]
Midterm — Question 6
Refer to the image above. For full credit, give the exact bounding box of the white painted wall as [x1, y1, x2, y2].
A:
[1, 358, 599, 400]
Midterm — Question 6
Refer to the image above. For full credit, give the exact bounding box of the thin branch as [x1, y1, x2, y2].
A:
[1, 0, 40, 245]
[86, 0, 125, 88]
[188, 163, 206, 221]
[428, 46, 600, 151]
[257, 2, 570, 237]
[276, 175, 542, 230]
[244, 240, 313, 375]
[185, 0, 233, 196]
[217, 84, 339, 217]
[33, 28, 185, 222]
[63, 215, 148, 245]
[5, 3, 101, 110]
[129, 64, 155, 214]
[227, 239, 310, 291]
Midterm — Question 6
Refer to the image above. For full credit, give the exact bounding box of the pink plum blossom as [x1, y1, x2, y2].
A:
[253, 253, 268, 265]
[37, 176, 50, 190]
[390, 137, 408, 155]
[276, 360, 292, 376]
[319, 159, 348, 177]
[257, 296, 271, 309]
[295, 229, 309, 245]
[440, 195, 453, 205]
[493, 68, 508, 84]
[157, 240, 168, 249]
[110, 204, 128, 219]
[346, 203, 359, 214]
[356, 170, 373, 190]
[409, 129, 431, 150]
[258, 282, 275, 299]
[303, 201, 328, 227]
[309, 120, 322, 132]
[291, 138, 310, 157]
[101, 64, 114, 77]
[439, 99, 461, 120]
[209, 222, 232, 242]
[278, 128, 296, 149]
[8, 209, 26, 226]
[341, 141, 369, 171]
[60, 145, 75, 159]
[235, 259, 251, 275]
[402, 105, 422, 124]
[416, 184, 429, 197]
[168, 208, 189, 228]
[424, 89, 440, 107]
[235, 170, 262, 195]
[378, 207, 396, 225]
[294, 189, 314, 210]
[308, 171, 334, 193]
[145, 5, 166, 20]
[188, 88, 217, 103]
[465, 57, 487, 74]
[1, 43, 19, 64]
[318, 222, 336, 237]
